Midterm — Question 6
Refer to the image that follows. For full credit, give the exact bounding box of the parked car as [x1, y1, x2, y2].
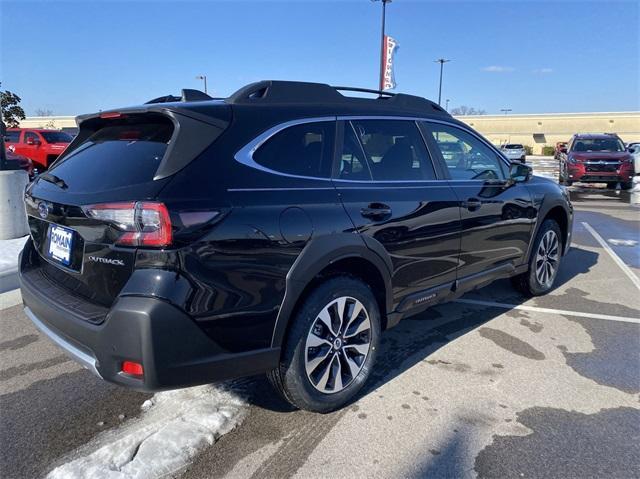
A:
[559, 133, 635, 189]
[500, 143, 526, 162]
[4, 128, 73, 171]
[554, 142, 567, 160]
[4, 148, 35, 178]
[627, 142, 640, 175]
[19, 81, 573, 412]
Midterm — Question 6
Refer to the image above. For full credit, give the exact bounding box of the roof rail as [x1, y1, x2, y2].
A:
[227, 80, 448, 115]
[145, 89, 215, 104]
[331, 86, 395, 97]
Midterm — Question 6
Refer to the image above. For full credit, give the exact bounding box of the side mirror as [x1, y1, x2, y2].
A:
[561, 148, 567, 153]
[509, 162, 532, 183]
[629, 148, 636, 154]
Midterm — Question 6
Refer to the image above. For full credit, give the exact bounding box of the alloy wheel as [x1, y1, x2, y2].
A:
[304, 296, 372, 394]
[535, 230, 560, 289]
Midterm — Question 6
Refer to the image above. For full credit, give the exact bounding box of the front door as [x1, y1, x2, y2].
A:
[423, 121, 535, 282]
[333, 119, 461, 311]
[22, 131, 45, 169]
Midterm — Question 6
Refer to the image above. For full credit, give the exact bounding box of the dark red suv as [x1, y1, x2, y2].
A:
[559, 133, 634, 189]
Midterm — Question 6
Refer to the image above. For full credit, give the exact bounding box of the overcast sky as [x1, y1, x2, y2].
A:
[2, 0, 638, 116]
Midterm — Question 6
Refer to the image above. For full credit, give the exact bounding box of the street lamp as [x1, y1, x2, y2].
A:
[371, 0, 392, 91]
[195, 75, 208, 94]
[500, 108, 512, 115]
[445, 99, 450, 111]
[434, 58, 450, 106]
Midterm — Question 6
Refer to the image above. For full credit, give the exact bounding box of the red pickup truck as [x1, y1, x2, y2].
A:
[4, 128, 73, 171]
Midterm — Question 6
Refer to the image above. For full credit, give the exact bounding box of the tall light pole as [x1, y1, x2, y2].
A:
[196, 75, 208, 94]
[434, 58, 450, 106]
[500, 108, 512, 115]
[372, 0, 392, 91]
[445, 98, 450, 111]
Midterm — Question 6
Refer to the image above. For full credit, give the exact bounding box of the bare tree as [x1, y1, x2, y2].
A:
[35, 108, 53, 117]
[450, 106, 487, 116]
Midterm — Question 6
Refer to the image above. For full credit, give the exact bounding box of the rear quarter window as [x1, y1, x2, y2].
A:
[252, 121, 335, 178]
[4, 131, 20, 143]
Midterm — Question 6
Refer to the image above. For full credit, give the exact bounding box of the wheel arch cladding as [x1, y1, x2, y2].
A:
[271, 234, 393, 348]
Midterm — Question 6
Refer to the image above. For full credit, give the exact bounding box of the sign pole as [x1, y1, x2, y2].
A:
[378, 0, 389, 91]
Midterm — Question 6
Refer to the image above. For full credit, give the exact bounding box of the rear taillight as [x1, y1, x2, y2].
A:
[84, 201, 172, 247]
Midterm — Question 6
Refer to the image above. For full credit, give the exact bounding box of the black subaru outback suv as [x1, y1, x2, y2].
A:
[20, 81, 573, 412]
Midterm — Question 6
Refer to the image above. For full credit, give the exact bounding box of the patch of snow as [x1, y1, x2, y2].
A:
[47, 384, 248, 479]
[0, 236, 28, 274]
[607, 239, 638, 247]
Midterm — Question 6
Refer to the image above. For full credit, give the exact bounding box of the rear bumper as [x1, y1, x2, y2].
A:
[20, 260, 280, 392]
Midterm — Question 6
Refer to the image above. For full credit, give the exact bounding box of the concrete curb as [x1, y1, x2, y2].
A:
[0, 287, 22, 310]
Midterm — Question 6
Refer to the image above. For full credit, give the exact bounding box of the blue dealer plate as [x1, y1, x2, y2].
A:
[47, 224, 74, 266]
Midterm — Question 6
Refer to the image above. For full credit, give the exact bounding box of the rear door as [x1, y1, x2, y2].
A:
[334, 118, 461, 311]
[423, 121, 535, 283]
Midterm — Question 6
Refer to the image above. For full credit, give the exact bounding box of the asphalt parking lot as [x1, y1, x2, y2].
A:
[1, 157, 639, 479]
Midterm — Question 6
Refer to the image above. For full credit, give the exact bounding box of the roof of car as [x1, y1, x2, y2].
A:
[7, 128, 66, 132]
[573, 133, 621, 139]
[137, 80, 452, 119]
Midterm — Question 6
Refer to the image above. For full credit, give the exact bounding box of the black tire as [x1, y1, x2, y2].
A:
[606, 182, 618, 190]
[267, 276, 381, 413]
[512, 219, 563, 297]
[559, 176, 573, 187]
[621, 182, 632, 190]
[558, 162, 571, 185]
[520, 156, 526, 163]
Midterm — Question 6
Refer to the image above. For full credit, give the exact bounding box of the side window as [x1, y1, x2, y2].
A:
[349, 120, 435, 181]
[337, 123, 372, 180]
[253, 121, 335, 178]
[24, 132, 40, 144]
[4, 130, 21, 143]
[427, 123, 506, 181]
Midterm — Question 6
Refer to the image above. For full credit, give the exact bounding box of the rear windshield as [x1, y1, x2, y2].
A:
[504, 144, 523, 149]
[571, 138, 625, 152]
[48, 115, 173, 192]
[41, 131, 73, 143]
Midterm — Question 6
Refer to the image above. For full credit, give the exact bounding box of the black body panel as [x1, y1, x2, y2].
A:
[19, 80, 573, 392]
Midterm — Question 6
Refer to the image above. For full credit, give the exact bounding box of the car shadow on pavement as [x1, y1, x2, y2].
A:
[245, 246, 599, 414]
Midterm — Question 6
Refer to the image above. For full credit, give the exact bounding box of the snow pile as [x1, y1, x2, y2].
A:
[47, 384, 248, 479]
[0, 236, 28, 275]
[631, 176, 640, 205]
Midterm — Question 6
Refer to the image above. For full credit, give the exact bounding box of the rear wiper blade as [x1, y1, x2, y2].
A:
[39, 172, 68, 189]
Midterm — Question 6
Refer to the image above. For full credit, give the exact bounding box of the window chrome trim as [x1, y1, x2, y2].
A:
[233, 115, 511, 183]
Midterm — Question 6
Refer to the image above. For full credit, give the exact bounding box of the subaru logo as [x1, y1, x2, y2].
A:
[38, 202, 49, 219]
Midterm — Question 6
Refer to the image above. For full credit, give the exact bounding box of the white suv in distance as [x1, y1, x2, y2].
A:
[627, 142, 640, 175]
[501, 143, 526, 162]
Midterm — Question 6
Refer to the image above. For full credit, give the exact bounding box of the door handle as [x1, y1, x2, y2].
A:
[360, 203, 392, 219]
[462, 198, 482, 211]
